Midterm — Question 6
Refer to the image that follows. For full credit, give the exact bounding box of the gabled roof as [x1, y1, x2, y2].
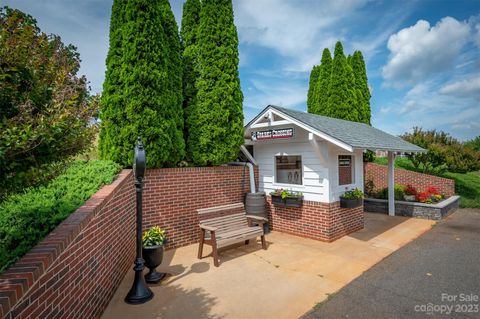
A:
[246, 105, 425, 153]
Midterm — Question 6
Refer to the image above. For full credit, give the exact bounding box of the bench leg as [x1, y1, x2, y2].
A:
[198, 229, 205, 259]
[211, 232, 219, 267]
[261, 235, 267, 250]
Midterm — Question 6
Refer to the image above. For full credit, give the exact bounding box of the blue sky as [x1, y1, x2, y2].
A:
[4, 0, 480, 140]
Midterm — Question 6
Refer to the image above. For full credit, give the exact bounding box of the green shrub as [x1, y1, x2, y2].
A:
[375, 185, 405, 200]
[0, 160, 120, 273]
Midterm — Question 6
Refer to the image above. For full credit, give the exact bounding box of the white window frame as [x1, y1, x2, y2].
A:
[273, 154, 304, 187]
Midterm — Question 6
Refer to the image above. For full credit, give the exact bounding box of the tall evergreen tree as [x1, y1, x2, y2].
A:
[307, 65, 320, 113]
[326, 41, 359, 122]
[187, 0, 244, 166]
[351, 50, 371, 124]
[99, 0, 185, 167]
[181, 0, 201, 149]
[98, 0, 126, 161]
[315, 48, 333, 116]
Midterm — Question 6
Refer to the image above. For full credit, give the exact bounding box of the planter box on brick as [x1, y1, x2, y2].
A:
[340, 197, 363, 208]
[271, 194, 284, 205]
[285, 196, 303, 208]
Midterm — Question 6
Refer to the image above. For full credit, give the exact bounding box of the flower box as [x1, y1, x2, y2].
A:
[340, 197, 363, 208]
[271, 194, 284, 205]
[285, 196, 303, 208]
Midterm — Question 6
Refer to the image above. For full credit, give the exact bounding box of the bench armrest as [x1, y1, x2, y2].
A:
[199, 224, 217, 232]
[245, 215, 268, 222]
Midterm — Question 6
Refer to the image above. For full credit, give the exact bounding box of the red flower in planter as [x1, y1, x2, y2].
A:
[404, 184, 417, 196]
[417, 192, 431, 203]
[426, 186, 439, 195]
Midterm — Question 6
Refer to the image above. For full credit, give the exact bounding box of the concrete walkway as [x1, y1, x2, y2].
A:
[303, 209, 480, 319]
[102, 213, 434, 319]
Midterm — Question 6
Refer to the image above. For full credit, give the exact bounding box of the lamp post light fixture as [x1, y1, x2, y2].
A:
[125, 137, 154, 304]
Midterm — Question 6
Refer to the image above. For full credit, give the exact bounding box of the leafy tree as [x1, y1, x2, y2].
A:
[307, 65, 320, 113]
[99, 0, 185, 168]
[465, 136, 480, 152]
[181, 0, 201, 154]
[187, 0, 244, 166]
[401, 127, 480, 174]
[350, 51, 371, 125]
[326, 41, 358, 122]
[0, 7, 97, 197]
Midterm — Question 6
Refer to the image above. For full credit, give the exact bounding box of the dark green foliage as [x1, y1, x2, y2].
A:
[326, 42, 359, 121]
[375, 185, 405, 200]
[350, 51, 371, 124]
[316, 48, 333, 115]
[401, 127, 480, 173]
[307, 43, 371, 125]
[99, 0, 185, 168]
[0, 160, 120, 273]
[181, 0, 201, 149]
[307, 65, 320, 113]
[0, 7, 98, 197]
[187, 0, 244, 166]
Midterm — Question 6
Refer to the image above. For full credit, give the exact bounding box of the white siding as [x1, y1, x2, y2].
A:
[253, 125, 329, 202]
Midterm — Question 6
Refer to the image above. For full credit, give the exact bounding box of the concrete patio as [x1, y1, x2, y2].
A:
[102, 213, 434, 319]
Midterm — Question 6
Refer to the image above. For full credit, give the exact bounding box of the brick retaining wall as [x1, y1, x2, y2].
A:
[267, 198, 364, 242]
[0, 170, 136, 319]
[364, 162, 455, 196]
[142, 166, 258, 249]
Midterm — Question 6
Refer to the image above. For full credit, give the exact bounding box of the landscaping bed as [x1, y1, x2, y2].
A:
[364, 196, 460, 220]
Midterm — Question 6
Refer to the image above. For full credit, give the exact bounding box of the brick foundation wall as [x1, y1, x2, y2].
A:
[364, 162, 455, 196]
[266, 197, 364, 242]
[142, 166, 258, 249]
[0, 170, 136, 319]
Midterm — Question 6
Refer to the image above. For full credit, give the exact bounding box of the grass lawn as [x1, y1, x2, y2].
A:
[372, 157, 480, 208]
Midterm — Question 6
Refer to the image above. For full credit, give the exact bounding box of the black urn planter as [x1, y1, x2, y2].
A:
[340, 197, 363, 208]
[285, 196, 303, 208]
[142, 245, 166, 284]
[271, 194, 284, 205]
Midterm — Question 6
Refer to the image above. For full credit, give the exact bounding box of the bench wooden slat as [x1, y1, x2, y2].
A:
[197, 202, 267, 267]
[200, 213, 247, 224]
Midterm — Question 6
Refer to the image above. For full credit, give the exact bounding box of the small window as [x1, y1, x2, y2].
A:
[275, 155, 302, 185]
[338, 155, 354, 185]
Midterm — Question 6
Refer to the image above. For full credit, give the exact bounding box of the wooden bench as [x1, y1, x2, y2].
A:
[197, 203, 268, 267]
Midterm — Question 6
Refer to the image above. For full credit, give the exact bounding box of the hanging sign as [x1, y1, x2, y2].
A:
[251, 128, 294, 141]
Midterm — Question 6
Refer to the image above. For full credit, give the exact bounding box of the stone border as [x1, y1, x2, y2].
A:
[364, 196, 460, 220]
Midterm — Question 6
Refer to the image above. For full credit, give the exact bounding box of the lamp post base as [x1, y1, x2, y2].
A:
[125, 260, 153, 304]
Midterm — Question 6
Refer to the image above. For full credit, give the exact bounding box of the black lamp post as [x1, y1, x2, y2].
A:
[125, 137, 154, 304]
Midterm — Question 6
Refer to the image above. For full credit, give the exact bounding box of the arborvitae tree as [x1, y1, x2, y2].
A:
[99, 0, 185, 167]
[181, 0, 201, 154]
[326, 41, 359, 122]
[351, 51, 371, 125]
[187, 0, 244, 166]
[307, 65, 320, 113]
[98, 0, 126, 162]
[315, 48, 333, 116]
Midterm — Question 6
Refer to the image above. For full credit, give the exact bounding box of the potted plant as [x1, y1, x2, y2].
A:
[403, 184, 417, 201]
[285, 191, 303, 208]
[142, 226, 167, 283]
[340, 188, 364, 208]
[270, 189, 287, 205]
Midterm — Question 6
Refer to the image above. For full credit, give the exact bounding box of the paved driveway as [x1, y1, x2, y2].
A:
[303, 209, 480, 319]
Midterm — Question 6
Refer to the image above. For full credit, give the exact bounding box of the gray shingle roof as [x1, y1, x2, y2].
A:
[255, 105, 425, 153]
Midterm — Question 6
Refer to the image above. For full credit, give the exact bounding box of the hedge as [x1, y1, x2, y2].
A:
[0, 160, 121, 273]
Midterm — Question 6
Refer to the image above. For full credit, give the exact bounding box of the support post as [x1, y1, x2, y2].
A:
[387, 151, 395, 216]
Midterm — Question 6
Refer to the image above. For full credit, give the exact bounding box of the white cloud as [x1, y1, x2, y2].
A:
[439, 77, 480, 98]
[244, 78, 307, 111]
[382, 17, 470, 85]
